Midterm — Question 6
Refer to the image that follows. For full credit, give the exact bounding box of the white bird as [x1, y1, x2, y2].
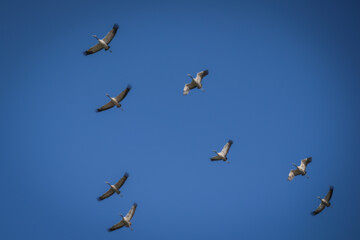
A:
[96, 85, 131, 112]
[210, 140, 233, 163]
[183, 70, 209, 95]
[311, 186, 334, 216]
[98, 173, 129, 201]
[84, 24, 119, 55]
[288, 157, 312, 181]
[108, 203, 138, 232]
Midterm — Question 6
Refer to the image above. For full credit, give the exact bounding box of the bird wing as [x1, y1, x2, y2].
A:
[125, 203, 137, 220]
[183, 81, 197, 95]
[300, 157, 312, 170]
[103, 24, 119, 44]
[210, 155, 223, 161]
[194, 70, 209, 84]
[324, 186, 334, 201]
[288, 169, 301, 181]
[96, 100, 115, 112]
[83, 43, 103, 55]
[108, 220, 125, 232]
[115, 85, 132, 103]
[114, 173, 129, 189]
[220, 140, 233, 156]
[311, 203, 325, 216]
[98, 188, 115, 201]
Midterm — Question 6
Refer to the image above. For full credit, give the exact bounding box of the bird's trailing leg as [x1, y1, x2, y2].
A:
[119, 193, 123, 197]
[130, 226, 133, 231]
[200, 88, 206, 93]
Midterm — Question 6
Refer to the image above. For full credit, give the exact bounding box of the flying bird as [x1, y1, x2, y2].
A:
[210, 140, 233, 163]
[311, 186, 334, 216]
[288, 157, 312, 181]
[84, 24, 119, 55]
[108, 203, 138, 232]
[96, 85, 131, 112]
[183, 70, 209, 95]
[98, 173, 129, 201]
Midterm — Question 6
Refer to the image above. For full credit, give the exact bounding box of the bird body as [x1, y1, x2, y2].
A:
[183, 70, 208, 95]
[311, 186, 334, 215]
[288, 157, 312, 181]
[210, 140, 233, 163]
[108, 203, 137, 232]
[109, 183, 121, 194]
[84, 24, 119, 55]
[107, 94, 121, 108]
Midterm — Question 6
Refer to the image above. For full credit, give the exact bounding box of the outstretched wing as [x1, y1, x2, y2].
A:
[96, 100, 115, 112]
[220, 140, 233, 156]
[114, 173, 129, 189]
[300, 157, 312, 170]
[98, 188, 115, 201]
[108, 220, 125, 232]
[288, 169, 301, 181]
[84, 43, 103, 55]
[115, 85, 131, 103]
[183, 81, 196, 95]
[194, 70, 209, 84]
[210, 155, 223, 161]
[311, 203, 325, 216]
[125, 203, 137, 221]
[103, 24, 119, 44]
[324, 186, 334, 201]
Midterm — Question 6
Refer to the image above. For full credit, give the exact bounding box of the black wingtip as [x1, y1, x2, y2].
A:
[124, 172, 129, 177]
[113, 23, 119, 30]
[97, 197, 103, 201]
[330, 185, 334, 190]
[108, 228, 114, 232]
[126, 84, 132, 90]
[133, 202, 138, 207]
[311, 211, 316, 216]
[83, 51, 90, 56]
[96, 109, 101, 113]
[228, 140, 234, 144]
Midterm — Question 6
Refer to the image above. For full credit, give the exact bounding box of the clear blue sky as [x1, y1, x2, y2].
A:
[1, 0, 360, 239]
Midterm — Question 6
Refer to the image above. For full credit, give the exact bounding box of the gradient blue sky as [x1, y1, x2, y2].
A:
[1, 0, 360, 239]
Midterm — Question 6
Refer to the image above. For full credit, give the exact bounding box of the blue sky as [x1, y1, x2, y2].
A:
[1, 0, 360, 239]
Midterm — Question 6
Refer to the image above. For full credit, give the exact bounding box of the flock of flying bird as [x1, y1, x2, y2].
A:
[83, 23, 334, 233]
